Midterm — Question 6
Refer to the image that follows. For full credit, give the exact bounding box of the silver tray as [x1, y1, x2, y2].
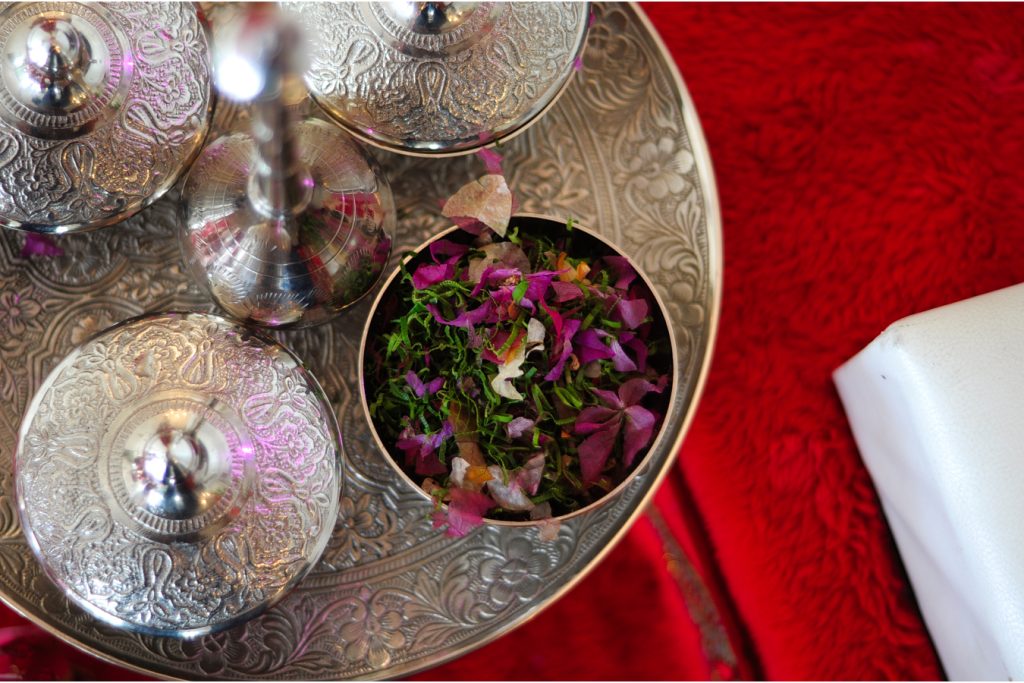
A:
[0, 4, 721, 679]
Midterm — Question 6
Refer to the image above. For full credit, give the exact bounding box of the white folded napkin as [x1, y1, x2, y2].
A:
[834, 283, 1024, 681]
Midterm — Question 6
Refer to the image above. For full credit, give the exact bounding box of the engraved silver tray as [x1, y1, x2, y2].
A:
[0, 4, 721, 679]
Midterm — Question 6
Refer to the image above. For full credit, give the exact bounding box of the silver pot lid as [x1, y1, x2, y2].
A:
[15, 312, 341, 638]
[286, 1, 590, 156]
[0, 2, 213, 233]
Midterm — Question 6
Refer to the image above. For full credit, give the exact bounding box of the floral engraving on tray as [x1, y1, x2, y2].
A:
[0, 4, 716, 679]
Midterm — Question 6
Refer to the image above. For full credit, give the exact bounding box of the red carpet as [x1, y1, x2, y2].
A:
[8, 3, 1024, 679]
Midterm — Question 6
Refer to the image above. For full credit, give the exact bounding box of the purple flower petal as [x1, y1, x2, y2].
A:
[506, 417, 535, 439]
[590, 388, 622, 409]
[578, 420, 621, 485]
[609, 337, 637, 373]
[552, 281, 583, 302]
[516, 453, 546, 496]
[477, 147, 504, 175]
[470, 266, 521, 296]
[618, 376, 667, 406]
[623, 336, 649, 372]
[623, 405, 659, 466]
[396, 422, 454, 476]
[602, 255, 637, 290]
[425, 377, 444, 395]
[523, 270, 559, 304]
[442, 488, 494, 537]
[575, 328, 615, 364]
[428, 238, 469, 262]
[574, 406, 620, 435]
[20, 234, 64, 259]
[485, 466, 535, 511]
[413, 262, 454, 289]
[544, 318, 581, 381]
[405, 371, 427, 397]
[427, 301, 494, 328]
[616, 298, 649, 330]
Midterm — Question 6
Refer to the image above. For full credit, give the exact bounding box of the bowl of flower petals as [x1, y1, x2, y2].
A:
[360, 209, 674, 538]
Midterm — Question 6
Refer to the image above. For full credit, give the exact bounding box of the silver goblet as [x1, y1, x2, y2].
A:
[180, 6, 395, 328]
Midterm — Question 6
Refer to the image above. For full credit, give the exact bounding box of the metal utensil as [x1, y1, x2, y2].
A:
[180, 5, 395, 328]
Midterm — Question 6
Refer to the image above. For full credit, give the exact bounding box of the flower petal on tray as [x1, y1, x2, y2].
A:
[442, 174, 513, 237]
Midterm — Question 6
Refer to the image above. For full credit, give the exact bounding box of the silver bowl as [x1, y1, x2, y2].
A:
[360, 214, 677, 527]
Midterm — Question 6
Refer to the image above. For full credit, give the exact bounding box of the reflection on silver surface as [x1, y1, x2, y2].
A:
[287, 1, 589, 156]
[181, 7, 394, 328]
[0, 4, 721, 678]
[0, 2, 213, 233]
[15, 312, 342, 637]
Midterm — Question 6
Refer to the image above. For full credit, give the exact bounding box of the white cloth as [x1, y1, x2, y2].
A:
[834, 283, 1024, 681]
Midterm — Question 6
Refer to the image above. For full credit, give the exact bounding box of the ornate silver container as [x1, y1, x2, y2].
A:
[286, 2, 590, 156]
[180, 6, 395, 328]
[15, 312, 342, 637]
[0, 2, 213, 233]
[360, 215, 676, 527]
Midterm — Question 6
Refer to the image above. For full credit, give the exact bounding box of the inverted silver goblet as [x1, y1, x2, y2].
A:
[180, 6, 395, 328]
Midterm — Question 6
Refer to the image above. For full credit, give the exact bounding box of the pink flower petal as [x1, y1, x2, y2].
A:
[616, 298, 649, 329]
[476, 147, 504, 175]
[575, 328, 615, 364]
[427, 301, 494, 328]
[405, 372, 426, 397]
[618, 376, 668, 406]
[608, 337, 638, 373]
[444, 488, 494, 537]
[506, 417, 535, 439]
[602, 255, 637, 290]
[623, 405, 659, 466]
[428, 238, 469, 262]
[470, 266, 521, 297]
[574, 406, 620, 434]
[578, 420, 621, 485]
[591, 388, 623, 409]
[624, 336, 649, 372]
[544, 317, 581, 381]
[552, 281, 583, 302]
[516, 453, 546, 496]
[485, 465, 535, 511]
[20, 234, 64, 259]
[413, 262, 454, 289]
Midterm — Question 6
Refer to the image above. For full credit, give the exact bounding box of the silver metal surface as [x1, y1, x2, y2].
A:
[182, 7, 394, 328]
[0, 2, 213, 234]
[15, 312, 342, 637]
[0, 4, 721, 678]
[286, 1, 589, 156]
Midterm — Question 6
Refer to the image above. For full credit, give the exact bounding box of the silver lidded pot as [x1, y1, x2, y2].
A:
[286, 1, 590, 156]
[15, 312, 342, 637]
[180, 5, 395, 328]
[0, 2, 213, 233]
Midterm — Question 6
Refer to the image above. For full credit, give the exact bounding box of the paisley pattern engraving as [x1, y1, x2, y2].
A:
[16, 314, 340, 635]
[0, 2, 211, 231]
[288, 2, 588, 153]
[0, 4, 720, 678]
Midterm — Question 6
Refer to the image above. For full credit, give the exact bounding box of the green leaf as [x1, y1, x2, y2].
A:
[512, 279, 529, 304]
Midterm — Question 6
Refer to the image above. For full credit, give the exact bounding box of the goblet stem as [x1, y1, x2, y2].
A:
[248, 26, 312, 222]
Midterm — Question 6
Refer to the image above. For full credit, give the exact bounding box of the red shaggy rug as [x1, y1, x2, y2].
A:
[7, 3, 1024, 679]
